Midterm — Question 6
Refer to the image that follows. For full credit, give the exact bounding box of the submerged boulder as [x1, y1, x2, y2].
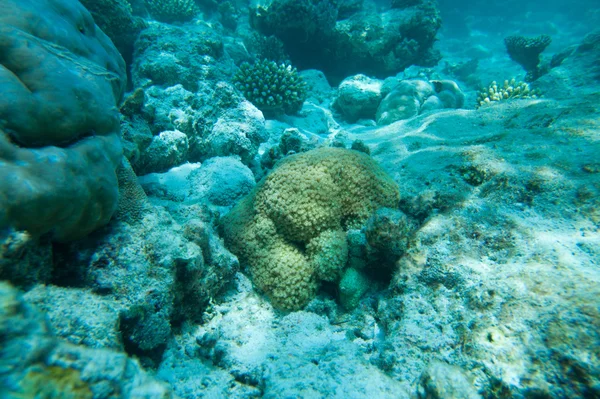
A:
[0, 0, 126, 241]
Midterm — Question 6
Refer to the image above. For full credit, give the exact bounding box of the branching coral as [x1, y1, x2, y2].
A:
[476, 79, 541, 108]
[233, 59, 307, 115]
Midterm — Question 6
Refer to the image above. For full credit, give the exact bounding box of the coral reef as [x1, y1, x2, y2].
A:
[251, 0, 339, 44]
[233, 59, 308, 115]
[505, 34, 552, 81]
[0, 0, 126, 241]
[244, 33, 289, 64]
[221, 147, 399, 310]
[2, 1, 599, 398]
[476, 79, 541, 108]
[391, 0, 423, 8]
[0, 232, 52, 288]
[132, 22, 228, 91]
[52, 203, 238, 366]
[0, 282, 174, 398]
[78, 0, 146, 69]
[535, 30, 600, 98]
[126, 82, 267, 172]
[145, 0, 197, 22]
[251, 0, 441, 83]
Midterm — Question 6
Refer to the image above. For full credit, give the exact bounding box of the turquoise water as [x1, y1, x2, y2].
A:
[1, 0, 599, 398]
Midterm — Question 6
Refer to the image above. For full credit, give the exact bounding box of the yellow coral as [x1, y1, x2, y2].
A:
[18, 366, 93, 399]
[221, 147, 399, 310]
[476, 78, 541, 108]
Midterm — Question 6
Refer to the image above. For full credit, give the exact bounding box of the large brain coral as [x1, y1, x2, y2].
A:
[0, 0, 126, 241]
[221, 148, 399, 310]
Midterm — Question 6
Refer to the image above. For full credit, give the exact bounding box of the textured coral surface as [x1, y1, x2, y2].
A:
[222, 147, 399, 310]
[0, 0, 126, 241]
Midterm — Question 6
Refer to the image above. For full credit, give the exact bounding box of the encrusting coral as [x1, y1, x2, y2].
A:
[221, 147, 399, 310]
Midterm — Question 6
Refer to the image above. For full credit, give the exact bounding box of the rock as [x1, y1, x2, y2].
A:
[334, 74, 383, 122]
[187, 157, 256, 207]
[416, 361, 481, 399]
[0, 282, 174, 399]
[136, 130, 189, 175]
[300, 69, 334, 104]
[376, 79, 464, 125]
[24, 286, 122, 350]
[203, 100, 268, 164]
[132, 21, 232, 91]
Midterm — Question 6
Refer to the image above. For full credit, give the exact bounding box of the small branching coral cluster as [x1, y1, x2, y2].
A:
[476, 79, 541, 108]
[233, 59, 307, 115]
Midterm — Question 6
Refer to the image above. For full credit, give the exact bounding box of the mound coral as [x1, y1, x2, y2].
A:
[221, 148, 399, 310]
[0, 0, 126, 241]
[233, 59, 307, 115]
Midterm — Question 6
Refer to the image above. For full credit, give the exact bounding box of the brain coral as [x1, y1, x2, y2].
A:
[0, 0, 126, 241]
[221, 147, 399, 310]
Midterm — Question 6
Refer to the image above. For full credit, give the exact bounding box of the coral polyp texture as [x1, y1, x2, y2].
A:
[145, 0, 197, 22]
[505, 34, 552, 81]
[233, 59, 307, 115]
[476, 79, 541, 108]
[221, 148, 399, 310]
[0, 0, 126, 241]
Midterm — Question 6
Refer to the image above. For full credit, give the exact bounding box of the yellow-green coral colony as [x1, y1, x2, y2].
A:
[476, 78, 541, 108]
[233, 60, 307, 114]
[221, 147, 399, 310]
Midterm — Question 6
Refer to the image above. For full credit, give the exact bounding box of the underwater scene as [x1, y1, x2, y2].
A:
[0, 0, 599, 397]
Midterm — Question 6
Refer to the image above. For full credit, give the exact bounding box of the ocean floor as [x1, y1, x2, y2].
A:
[1, 1, 599, 398]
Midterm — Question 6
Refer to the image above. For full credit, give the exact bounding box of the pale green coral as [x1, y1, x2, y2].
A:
[339, 267, 370, 310]
[476, 78, 541, 109]
[308, 229, 349, 282]
[221, 147, 399, 310]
